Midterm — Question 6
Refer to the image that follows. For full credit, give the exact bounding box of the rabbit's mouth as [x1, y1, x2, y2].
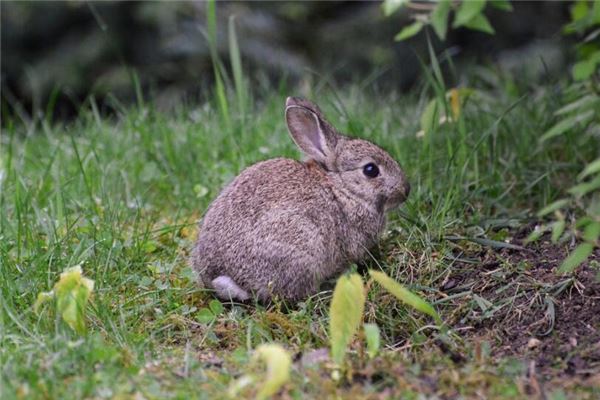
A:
[384, 198, 403, 212]
[385, 181, 410, 211]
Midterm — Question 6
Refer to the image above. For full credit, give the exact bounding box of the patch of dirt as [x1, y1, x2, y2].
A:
[441, 229, 600, 380]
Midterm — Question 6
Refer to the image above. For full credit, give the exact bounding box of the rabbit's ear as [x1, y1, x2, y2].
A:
[285, 102, 337, 163]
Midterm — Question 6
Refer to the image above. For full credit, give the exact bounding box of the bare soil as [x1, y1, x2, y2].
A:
[442, 229, 600, 381]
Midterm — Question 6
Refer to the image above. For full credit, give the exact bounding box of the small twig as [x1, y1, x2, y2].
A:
[406, 2, 437, 12]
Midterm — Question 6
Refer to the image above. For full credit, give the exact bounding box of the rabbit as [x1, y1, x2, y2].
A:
[191, 97, 410, 303]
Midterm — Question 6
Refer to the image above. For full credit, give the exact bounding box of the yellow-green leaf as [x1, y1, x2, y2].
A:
[34, 291, 55, 313]
[537, 199, 569, 217]
[209, 299, 224, 315]
[51, 265, 94, 335]
[449, 88, 461, 120]
[369, 270, 442, 325]
[572, 51, 600, 81]
[558, 243, 594, 274]
[453, 0, 487, 28]
[254, 344, 291, 400]
[583, 221, 600, 243]
[382, 0, 410, 17]
[551, 219, 566, 243]
[227, 375, 254, 399]
[555, 95, 600, 116]
[540, 109, 594, 142]
[448, 87, 476, 120]
[394, 21, 424, 41]
[420, 98, 442, 135]
[363, 323, 381, 359]
[489, 0, 513, 11]
[464, 13, 495, 34]
[568, 175, 600, 198]
[578, 158, 600, 181]
[329, 273, 366, 365]
[524, 226, 546, 244]
[194, 184, 209, 198]
[431, 0, 451, 40]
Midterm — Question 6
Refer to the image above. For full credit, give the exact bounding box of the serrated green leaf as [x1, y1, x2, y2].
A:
[583, 221, 600, 243]
[578, 158, 600, 181]
[431, 0, 451, 40]
[568, 175, 600, 198]
[369, 270, 442, 325]
[558, 243, 594, 274]
[540, 109, 594, 142]
[551, 220, 566, 243]
[382, 0, 410, 17]
[329, 273, 365, 365]
[395, 21, 424, 41]
[489, 0, 513, 11]
[254, 344, 291, 400]
[209, 299, 224, 315]
[453, 0, 487, 28]
[537, 199, 569, 217]
[464, 13, 495, 34]
[363, 323, 381, 359]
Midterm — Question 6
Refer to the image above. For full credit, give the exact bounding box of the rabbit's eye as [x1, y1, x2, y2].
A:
[363, 163, 380, 178]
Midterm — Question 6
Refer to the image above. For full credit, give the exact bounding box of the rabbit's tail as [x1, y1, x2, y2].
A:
[212, 276, 250, 301]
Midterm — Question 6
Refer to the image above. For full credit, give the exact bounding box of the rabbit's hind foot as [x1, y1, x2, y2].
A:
[212, 276, 250, 301]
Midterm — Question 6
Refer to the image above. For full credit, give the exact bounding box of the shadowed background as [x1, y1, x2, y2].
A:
[1, 1, 571, 121]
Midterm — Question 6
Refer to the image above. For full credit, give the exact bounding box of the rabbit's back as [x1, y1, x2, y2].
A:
[199, 158, 339, 237]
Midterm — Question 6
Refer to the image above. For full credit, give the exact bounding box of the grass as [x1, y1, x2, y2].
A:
[1, 72, 599, 399]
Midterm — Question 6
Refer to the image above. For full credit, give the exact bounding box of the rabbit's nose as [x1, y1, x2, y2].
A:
[386, 180, 410, 211]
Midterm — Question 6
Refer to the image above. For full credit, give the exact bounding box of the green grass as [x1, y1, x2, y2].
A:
[1, 75, 599, 399]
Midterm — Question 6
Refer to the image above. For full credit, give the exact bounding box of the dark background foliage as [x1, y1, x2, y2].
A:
[1, 1, 571, 120]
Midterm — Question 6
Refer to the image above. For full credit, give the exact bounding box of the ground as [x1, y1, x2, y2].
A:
[454, 234, 600, 381]
[1, 79, 599, 399]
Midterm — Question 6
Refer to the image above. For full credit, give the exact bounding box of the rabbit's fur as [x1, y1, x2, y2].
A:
[192, 97, 410, 302]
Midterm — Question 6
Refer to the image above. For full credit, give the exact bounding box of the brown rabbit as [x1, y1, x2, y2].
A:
[192, 97, 410, 302]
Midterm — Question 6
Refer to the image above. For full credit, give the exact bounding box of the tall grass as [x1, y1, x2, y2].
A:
[206, 0, 229, 128]
[205, 0, 249, 131]
[228, 15, 249, 122]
